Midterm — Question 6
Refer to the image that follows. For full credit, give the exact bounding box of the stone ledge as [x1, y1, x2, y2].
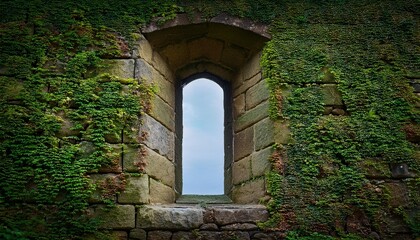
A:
[136, 204, 268, 231]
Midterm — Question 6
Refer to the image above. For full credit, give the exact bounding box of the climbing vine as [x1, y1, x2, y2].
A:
[261, 1, 419, 239]
[0, 1, 159, 239]
[0, 0, 419, 239]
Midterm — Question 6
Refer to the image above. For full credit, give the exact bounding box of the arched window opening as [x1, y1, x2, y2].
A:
[175, 73, 233, 202]
[182, 79, 224, 195]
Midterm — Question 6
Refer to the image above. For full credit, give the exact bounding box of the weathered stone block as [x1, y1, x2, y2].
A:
[246, 79, 269, 110]
[212, 205, 268, 225]
[161, 42, 189, 70]
[132, 33, 153, 61]
[234, 127, 254, 161]
[384, 182, 410, 207]
[274, 120, 291, 145]
[135, 58, 153, 81]
[251, 147, 272, 178]
[137, 205, 203, 230]
[94, 205, 135, 229]
[98, 144, 123, 173]
[233, 94, 246, 119]
[151, 51, 174, 83]
[321, 84, 343, 106]
[242, 52, 261, 81]
[153, 72, 175, 108]
[122, 144, 143, 173]
[357, 158, 391, 179]
[200, 223, 218, 230]
[233, 156, 251, 184]
[140, 145, 175, 187]
[220, 44, 248, 70]
[188, 37, 223, 63]
[235, 101, 269, 132]
[129, 228, 147, 240]
[110, 231, 128, 240]
[196, 231, 222, 240]
[232, 178, 266, 204]
[234, 72, 261, 97]
[118, 174, 149, 204]
[221, 231, 250, 240]
[150, 178, 175, 203]
[101, 59, 135, 79]
[254, 118, 274, 151]
[140, 114, 175, 161]
[221, 223, 258, 230]
[150, 95, 175, 132]
[89, 174, 117, 203]
[172, 232, 195, 240]
[148, 231, 172, 240]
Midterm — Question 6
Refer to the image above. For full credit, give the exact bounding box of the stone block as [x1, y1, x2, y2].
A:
[110, 231, 128, 240]
[151, 51, 175, 83]
[132, 33, 153, 61]
[122, 144, 143, 173]
[135, 58, 153, 81]
[94, 205, 135, 229]
[251, 147, 273, 178]
[153, 72, 175, 108]
[188, 37, 223, 63]
[357, 158, 391, 179]
[98, 144, 123, 173]
[118, 174, 149, 204]
[101, 59, 135, 79]
[233, 156, 251, 184]
[321, 84, 343, 106]
[254, 118, 275, 151]
[221, 231, 250, 240]
[150, 95, 175, 132]
[88, 174, 118, 203]
[234, 73, 261, 97]
[172, 232, 195, 240]
[55, 111, 80, 138]
[220, 44, 248, 70]
[246, 79, 269, 110]
[200, 223, 218, 230]
[196, 231, 222, 240]
[384, 182, 410, 208]
[161, 42, 189, 70]
[130, 229, 147, 240]
[122, 120, 141, 144]
[211, 205, 268, 225]
[235, 101, 269, 132]
[140, 114, 175, 161]
[221, 223, 258, 230]
[242, 52, 261, 81]
[379, 214, 410, 234]
[233, 94, 245, 119]
[234, 127, 254, 161]
[274, 120, 291, 145]
[137, 205, 203, 230]
[150, 178, 175, 203]
[148, 231, 172, 240]
[232, 178, 266, 204]
[142, 145, 175, 187]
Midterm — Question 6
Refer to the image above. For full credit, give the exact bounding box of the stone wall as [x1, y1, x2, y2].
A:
[91, 205, 287, 240]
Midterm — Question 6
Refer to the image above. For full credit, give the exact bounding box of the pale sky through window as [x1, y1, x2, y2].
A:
[182, 78, 224, 195]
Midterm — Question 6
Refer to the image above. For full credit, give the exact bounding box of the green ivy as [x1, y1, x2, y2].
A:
[261, 0, 419, 238]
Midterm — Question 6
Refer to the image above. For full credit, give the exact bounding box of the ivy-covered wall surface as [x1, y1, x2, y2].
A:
[261, 1, 419, 239]
[0, 0, 419, 239]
